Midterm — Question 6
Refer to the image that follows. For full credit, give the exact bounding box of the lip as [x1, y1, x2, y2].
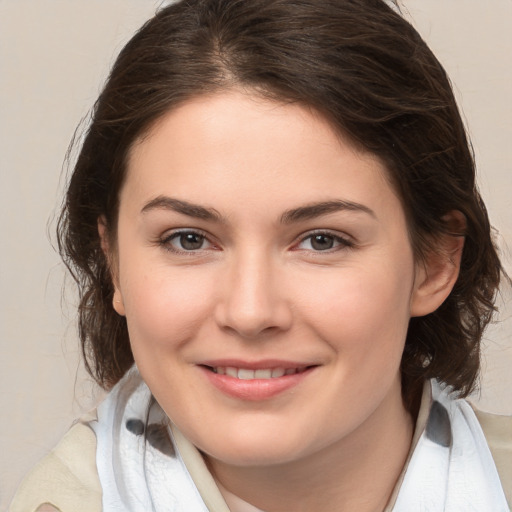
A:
[200, 358, 313, 370]
[198, 359, 318, 401]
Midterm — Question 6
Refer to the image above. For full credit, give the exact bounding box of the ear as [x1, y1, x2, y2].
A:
[98, 216, 126, 316]
[410, 211, 465, 317]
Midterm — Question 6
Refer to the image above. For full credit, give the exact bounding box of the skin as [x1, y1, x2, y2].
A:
[104, 90, 462, 512]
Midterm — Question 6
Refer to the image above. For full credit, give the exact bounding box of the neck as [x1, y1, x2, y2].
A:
[207, 383, 414, 512]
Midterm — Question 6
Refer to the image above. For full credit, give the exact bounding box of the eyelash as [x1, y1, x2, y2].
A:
[294, 230, 354, 252]
[158, 229, 354, 255]
[159, 229, 215, 255]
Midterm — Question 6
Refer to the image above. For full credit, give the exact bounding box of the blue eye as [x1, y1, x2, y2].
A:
[298, 232, 352, 251]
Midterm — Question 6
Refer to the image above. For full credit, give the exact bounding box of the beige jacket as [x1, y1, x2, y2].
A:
[9, 409, 512, 512]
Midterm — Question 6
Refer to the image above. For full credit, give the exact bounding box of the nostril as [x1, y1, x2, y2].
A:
[213, 280, 293, 338]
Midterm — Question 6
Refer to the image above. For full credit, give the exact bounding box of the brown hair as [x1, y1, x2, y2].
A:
[58, 0, 504, 408]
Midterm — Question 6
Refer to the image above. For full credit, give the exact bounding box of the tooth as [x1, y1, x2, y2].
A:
[215, 366, 301, 379]
[271, 368, 285, 378]
[238, 369, 256, 380]
[255, 369, 272, 379]
[226, 367, 238, 378]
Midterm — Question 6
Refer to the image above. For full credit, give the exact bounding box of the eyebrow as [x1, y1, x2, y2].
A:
[280, 200, 376, 223]
[141, 196, 375, 224]
[141, 196, 223, 221]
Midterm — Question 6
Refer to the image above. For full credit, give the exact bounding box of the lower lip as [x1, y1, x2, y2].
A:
[200, 366, 315, 401]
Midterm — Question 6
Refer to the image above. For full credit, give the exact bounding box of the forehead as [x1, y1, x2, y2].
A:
[122, 90, 402, 222]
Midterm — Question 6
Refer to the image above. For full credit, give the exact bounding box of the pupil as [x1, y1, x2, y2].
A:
[181, 233, 203, 250]
[311, 234, 334, 250]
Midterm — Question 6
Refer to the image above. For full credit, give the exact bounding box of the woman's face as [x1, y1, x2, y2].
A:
[112, 90, 427, 467]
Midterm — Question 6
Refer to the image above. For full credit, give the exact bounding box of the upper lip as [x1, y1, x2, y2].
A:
[198, 359, 318, 370]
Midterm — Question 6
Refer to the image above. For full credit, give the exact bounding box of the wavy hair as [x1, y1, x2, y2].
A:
[58, 0, 504, 409]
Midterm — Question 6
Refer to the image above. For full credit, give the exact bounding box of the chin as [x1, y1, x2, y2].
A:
[198, 428, 315, 468]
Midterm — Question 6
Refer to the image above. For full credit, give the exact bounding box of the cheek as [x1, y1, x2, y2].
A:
[297, 260, 414, 357]
[120, 263, 217, 354]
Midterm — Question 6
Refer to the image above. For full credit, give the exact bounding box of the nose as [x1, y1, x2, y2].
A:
[214, 250, 293, 339]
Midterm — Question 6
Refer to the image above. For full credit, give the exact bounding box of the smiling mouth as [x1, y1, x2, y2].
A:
[204, 366, 311, 380]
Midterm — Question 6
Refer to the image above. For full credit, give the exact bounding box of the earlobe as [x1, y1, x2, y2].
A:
[113, 287, 126, 316]
[410, 211, 465, 317]
[97, 216, 126, 317]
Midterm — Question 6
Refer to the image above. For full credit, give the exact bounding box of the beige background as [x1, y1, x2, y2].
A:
[0, 0, 510, 508]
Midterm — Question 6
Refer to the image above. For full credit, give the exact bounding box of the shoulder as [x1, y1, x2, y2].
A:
[473, 407, 512, 508]
[9, 419, 101, 512]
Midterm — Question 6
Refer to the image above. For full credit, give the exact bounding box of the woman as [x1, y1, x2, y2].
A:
[10, 0, 511, 510]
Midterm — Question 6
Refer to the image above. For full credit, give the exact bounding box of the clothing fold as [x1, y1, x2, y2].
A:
[90, 367, 509, 512]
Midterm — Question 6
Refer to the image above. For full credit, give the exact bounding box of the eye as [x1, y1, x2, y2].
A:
[296, 232, 352, 252]
[162, 230, 213, 252]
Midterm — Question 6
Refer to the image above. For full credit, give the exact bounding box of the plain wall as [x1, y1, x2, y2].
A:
[1, 1, 510, 508]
